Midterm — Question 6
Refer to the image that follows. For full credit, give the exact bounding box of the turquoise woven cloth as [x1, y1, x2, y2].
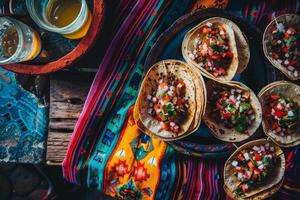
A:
[0, 67, 48, 163]
[63, 0, 300, 199]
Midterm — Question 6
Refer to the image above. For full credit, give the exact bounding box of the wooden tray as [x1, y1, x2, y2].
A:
[144, 8, 277, 158]
[1, 0, 105, 74]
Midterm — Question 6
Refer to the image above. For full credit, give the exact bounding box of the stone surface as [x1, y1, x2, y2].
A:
[9, 165, 41, 196]
[0, 173, 12, 200]
[0, 163, 16, 172]
[10, 195, 27, 200]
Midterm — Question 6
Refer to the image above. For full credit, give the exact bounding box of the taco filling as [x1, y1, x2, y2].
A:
[146, 77, 189, 133]
[187, 22, 234, 78]
[266, 23, 300, 78]
[267, 94, 300, 137]
[211, 87, 256, 134]
[232, 143, 276, 196]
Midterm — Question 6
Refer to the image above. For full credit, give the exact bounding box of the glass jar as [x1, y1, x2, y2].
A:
[26, 0, 92, 39]
[0, 17, 41, 65]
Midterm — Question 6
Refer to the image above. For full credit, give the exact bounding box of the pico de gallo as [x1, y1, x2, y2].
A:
[211, 87, 256, 134]
[146, 76, 189, 133]
[188, 22, 234, 78]
[232, 143, 277, 196]
[267, 94, 299, 137]
[266, 23, 300, 78]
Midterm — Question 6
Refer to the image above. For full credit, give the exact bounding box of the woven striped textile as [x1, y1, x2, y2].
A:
[63, 1, 300, 199]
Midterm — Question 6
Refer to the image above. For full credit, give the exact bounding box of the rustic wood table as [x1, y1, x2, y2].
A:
[46, 70, 95, 165]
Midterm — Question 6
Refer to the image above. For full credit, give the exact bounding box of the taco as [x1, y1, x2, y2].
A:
[224, 178, 283, 200]
[182, 17, 244, 81]
[224, 139, 285, 199]
[258, 81, 300, 147]
[263, 14, 300, 80]
[134, 59, 206, 140]
[204, 80, 262, 142]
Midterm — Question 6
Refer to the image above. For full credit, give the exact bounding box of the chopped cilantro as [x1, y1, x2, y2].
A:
[286, 35, 296, 46]
[228, 104, 236, 114]
[159, 113, 167, 121]
[210, 44, 222, 52]
[163, 104, 176, 116]
[217, 35, 224, 43]
[235, 123, 247, 133]
[221, 100, 227, 107]
[239, 102, 251, 113]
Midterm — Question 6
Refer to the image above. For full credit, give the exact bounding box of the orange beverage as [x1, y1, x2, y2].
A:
[0, 17, 41, 64]
[26, 0, 91, 40]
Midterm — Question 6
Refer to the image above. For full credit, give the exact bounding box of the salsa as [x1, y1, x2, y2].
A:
[211, 87, 256, 134]
[267, 94, 299, 137]
[188, 22, 234, 78]
[147, 76, 188, 133]
[267, 23, 300, 78]
[232, 143, 276, 196]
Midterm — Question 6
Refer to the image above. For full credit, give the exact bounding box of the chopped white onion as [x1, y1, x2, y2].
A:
[231, 160, 238, 167]
[206, 22, 213, 27]
[243, 152, 250, 161]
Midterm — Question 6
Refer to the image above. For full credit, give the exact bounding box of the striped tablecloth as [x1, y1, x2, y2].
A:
[63, 0, 300, 199]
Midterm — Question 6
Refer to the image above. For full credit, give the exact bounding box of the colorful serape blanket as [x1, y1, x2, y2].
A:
[63, 0, 300, 199]
[0, 67, 48, 163]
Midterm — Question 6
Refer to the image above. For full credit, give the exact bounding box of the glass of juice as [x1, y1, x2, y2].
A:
[0, 17, 41, 65]
[26, 0, 92, 39]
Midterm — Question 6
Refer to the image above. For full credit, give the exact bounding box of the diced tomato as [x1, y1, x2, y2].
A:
[273, 53, 279, 60]
[161, 122, 169, 130]
[216, 103, 223, 110]
[281, 47, 288, 53]
[159, 82, 167, 89]
[284, 32, 290, 39]
[171, 127, 179, 133]
[254, 153, 262, 161]
[175, 88, 181, 95]
[287, 27, 296, 35]
[212, 72, 219, 77]
[271, 95, 280, 100]
[237, 153, 244, 161]
[236, 166, 244, 172]
[219, 67, 226, 75]
[274, 110, 287, 117]
[154, 104, 162, 113]
[290, 59, 297, 66]
[163, 95, 171, 104]
[202, 27, 211, 34]
[253, 170, 260, 180]
[211, 54, 221, 61]
[178, 81, 186, 88]
[221, 35, 226, 40]
[286, 129, 292, 135]
[247, 161, 255, 170]
[242, 184, 248, 192]
[208, 49, 214, 56]
[225, 52, 233, 58]
[168, 117, 175, 122]
[272, 122, 279, 129]
[200, 49, 208, 56]
[223, 112, 231, 119]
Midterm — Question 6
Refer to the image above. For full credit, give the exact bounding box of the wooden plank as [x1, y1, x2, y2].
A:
[46, 72, 93, 165]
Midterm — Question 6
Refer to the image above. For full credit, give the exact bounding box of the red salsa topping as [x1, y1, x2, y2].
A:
[232, 143, 276, 196]
[211, 87, 256, 134]
[147, 76, 189, 133]
[267, 94, 299, 136]
[188, 22, 234, 78]
[267, 23, 299, 78]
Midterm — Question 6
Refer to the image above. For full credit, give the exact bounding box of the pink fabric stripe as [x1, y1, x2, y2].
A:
[63, 0, 148, 181]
